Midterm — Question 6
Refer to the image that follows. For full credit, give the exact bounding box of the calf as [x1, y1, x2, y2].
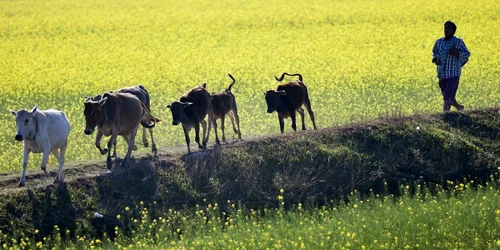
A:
[264, 72, 317, 133]
[166, 83, 218, 154]
[9, 105, 71, 187]
[89, 85, 161, 155]
[211, 73, 242, 143]
[84, 92, 157, 169]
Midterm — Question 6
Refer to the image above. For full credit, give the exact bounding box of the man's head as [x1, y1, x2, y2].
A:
[444, 21, 456, 39]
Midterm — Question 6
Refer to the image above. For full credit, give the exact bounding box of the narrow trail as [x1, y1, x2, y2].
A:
[0, 132, 284, 195]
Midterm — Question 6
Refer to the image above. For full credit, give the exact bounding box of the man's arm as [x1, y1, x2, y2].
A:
[432, 40, 440, 65]
[453, 40, 470, 66]
[458, 40, 470, 60]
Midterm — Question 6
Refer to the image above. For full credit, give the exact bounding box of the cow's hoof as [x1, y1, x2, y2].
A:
[18, 182, 25, 187]
[133, 146, 138, 151]
[120, 161, 129, 168]
[152, 147, 158, 155]
[216, 139, 221, 144]
[101, 149, 109, 155]
[106, 159, 113, 170]
[144, 142, 149, 148]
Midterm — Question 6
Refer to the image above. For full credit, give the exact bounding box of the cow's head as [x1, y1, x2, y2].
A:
[10, 105, 39, 141]
[264, 90, 286, 113]
[166, 101, 192, 126]
[83, 97, 107, 135]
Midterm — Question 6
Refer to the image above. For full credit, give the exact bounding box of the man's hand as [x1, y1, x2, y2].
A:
[432, 57, 440, 65]
[449, 48, 459, 57]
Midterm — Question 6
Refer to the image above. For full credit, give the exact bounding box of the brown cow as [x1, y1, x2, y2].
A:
[211, 73, 242, 143]
[264, 72, 317, 133]
[84, 92, 157, 169]
[90, 85, 161, 155]
[166, 83, 218, 154]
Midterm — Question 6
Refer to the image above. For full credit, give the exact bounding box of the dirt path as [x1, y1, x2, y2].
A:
[0, 134, 273, 195]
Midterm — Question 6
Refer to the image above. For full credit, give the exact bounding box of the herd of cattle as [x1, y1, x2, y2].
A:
[9, 73, 317, 187]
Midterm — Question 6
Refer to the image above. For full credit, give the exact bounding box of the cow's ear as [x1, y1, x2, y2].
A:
[166, 104, 172, 109]
[29, 105, 38, 118]
[9, 110, 16, 116]
[99, 97, 108, 107]
[201, 83, 207, 89]
[181, 102, 193, 108]
[277, 90, 287, 96]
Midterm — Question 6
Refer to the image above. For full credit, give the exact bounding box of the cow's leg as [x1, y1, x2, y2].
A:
[208, 113, 217, 146]
[142, 127, 149, 148]
[121, 128, 138, 168]
[148, 128, 158, 155]
[51, 149, 61, 182]
[202, 118, 210, 147]
[290, 111, 297, 131]
[122, 134, 137, 151]
[95, 131, 108, 155]
[304, 102, 317, 130]
[54, 140, 67, 184]
[212, 116, 220, 145]
[112, 138, 118, 158]
[279, 116, 285, 133]
[230, 109, 242, 139]
[51, 150, 60, 165]
[220, 116, 226, 142]
[40, 142, 51, 176]
[19, 147, 31, 187]
[183, 125, 191, 154]
[195, 122, 203, 149]
[200, 120, 207, 145]
[106, 133, 118, 169]
[297, 108, 306, 130]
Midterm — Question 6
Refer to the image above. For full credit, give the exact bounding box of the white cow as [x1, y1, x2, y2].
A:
[9, 105, 71, 187]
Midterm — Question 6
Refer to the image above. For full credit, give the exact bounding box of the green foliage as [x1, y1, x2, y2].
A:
[1, 0, 500, 172]
[1, 108, 500, 249]
[3, 180, 500, 249]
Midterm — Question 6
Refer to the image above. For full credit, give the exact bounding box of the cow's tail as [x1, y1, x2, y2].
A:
[227, 73, 236, 91]
[275, 72, 303, 83]
[140, 101, 160, 128]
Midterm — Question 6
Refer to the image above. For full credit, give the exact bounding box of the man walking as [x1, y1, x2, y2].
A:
[432, 21, 470, 112]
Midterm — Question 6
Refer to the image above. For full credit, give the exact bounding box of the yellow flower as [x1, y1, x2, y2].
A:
[34, 229, 39, 234]
[125, 207, 130, 212]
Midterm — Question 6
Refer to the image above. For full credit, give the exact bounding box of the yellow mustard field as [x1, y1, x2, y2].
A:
[0, 0, 499, 172]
